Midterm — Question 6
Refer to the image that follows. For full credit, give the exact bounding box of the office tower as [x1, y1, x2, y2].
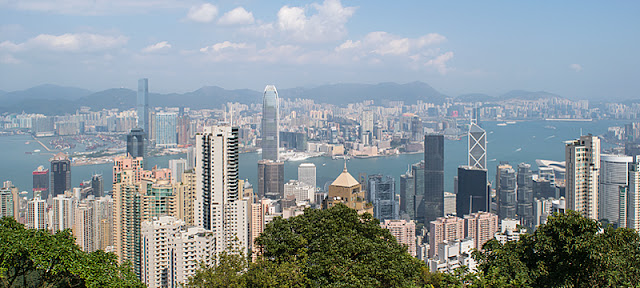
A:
[380, 219, 416, 257]
[141, 179, 173, 222]
[195, 125, 248, 256]
[496, 163, 516, 219]
[170, 171, 196, 226]
[457, 166, 489, 215]
[52, 193, 76, 232]
[113, 166, 142, 277]
[50, 152, 71, 197]
[298, 163, 316, 189]
[0, 184, 18, 219]
[262, 85, 279, 161]
[169, 159, 187, 185]
[533, 177, 556, 199]
[598, 154, 633, 226]
[284, 180, 315, 203]
[177, 114, 190, 145]
[155, 112, 178, 148]
[368, 174, 397, 221]
[257, 160, 284, 200]
[324, 164, 373, 215]
[413, 161, 426, 223]
[137, 78, 149, 135]
[429, 216, 465, 258]
[91, 174, 104, 197]
[74, 202, 94, 252]
[627, 162, 640, 232]
[464, 211, 499, 250]
[127, 128, 145, 158]
[424, 134, 444, 227]
[444, 192, 456, 216]
[27, 196, 47, 230]
[32, 166, 49, 199]
[468, 122, 487, 169]
[399, 167, 415, 219]
[516, 163, 534, 228]
[411, 116, 422, 142]
[141, 216, 214, 288]
[113, 155, 144, 184]
[565, 135, 600, 220]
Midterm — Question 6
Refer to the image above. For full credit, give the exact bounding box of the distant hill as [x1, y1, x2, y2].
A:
[0, 84, 92, 115]
[77, 88, 137, 111]
[456, 93, 495, 102]
[499, 90, 563, 101]
[279, 81, 447, 105]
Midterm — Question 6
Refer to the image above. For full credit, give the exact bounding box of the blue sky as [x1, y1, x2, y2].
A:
[0, 0, 638, 100]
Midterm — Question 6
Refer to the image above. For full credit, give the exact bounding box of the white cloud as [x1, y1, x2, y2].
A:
[1, 33, 128, 52]
[142, 41, 172, 53]
[2, 0, 190, 15]
[425, 51, 454, 74]
[277, 0, 356, 42]
[0, 54, 20, 64]
[570, 63, 582, 72]
[200, 41, 250, 53]
[218, 7, 254, 25]
[187, 3, 218, 23]
[335, 40, 361, 52]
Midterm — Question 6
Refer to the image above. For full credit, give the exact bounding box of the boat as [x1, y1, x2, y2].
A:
[506, 121, 516, 124]
[515, 148, 522, 152]
[497, 123, 507, 126]
[34, 149, 40, 153]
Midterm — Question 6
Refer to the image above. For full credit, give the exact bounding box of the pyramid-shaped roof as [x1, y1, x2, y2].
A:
[330, 163, 360, 187]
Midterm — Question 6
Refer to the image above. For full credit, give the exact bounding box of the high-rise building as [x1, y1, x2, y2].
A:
[249, 194, 265, 257]
[127, 128, 145, 158]
[298, 163, 316, 189]
[496, 163, 516, 219]
[565, 135, 600, 220]
[381, 219, 416, 257]
[91, 196, 113, 251]
[170, 170, 196, 226]
[429, 216, 465, 258]
[516, 163, 534, 228]
[137, 78, 149, 136]
[413, 161, 426, 223]
[91, 174, 104, 197]
[74, 201, 95, 252]
[52, 193, 76, 232]
[186, 146, 196, 170]
[26, 196, 47, 230]
[177, 114, 191, 145]
[262, 85, 279, 161]
[324, 164, 373, 215]
[32, 166, 49, 199]
[424, 134, 444, 227]
[599, 154, 633, 226]
[195, 125, 248, 256]
[360, 109, 374, 140]
[456, 166, 489, 216]
[399, 166, 415, 219]
[257, 160, 284, 200]
[169, 158, 187, 185]
[464, 211, 499, 251]
[368, 174, 397, 221]
[113, 155, 144, 184]
[444, 192, 456, 216]
[284, 180, 315, 203]
[141, 179, 173, 222]
[155, 112, 178, 148]
[50, 152, 71, 197]
[468, 123, 487, 169]
[411, 116, 423, 142]
[627, 161, 640, 233]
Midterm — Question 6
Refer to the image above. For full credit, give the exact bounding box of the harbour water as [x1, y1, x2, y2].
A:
[0, 120, 626, 197]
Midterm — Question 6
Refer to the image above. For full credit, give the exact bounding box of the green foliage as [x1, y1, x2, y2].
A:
[0, 217, 143, 288]
[185, 250, 248, 288]
[475, 211, 640, 288]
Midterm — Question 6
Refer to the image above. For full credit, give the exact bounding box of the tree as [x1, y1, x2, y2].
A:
[0, 217, 143, 288]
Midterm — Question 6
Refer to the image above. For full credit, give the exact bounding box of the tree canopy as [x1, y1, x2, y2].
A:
[0, 217, 143, 288]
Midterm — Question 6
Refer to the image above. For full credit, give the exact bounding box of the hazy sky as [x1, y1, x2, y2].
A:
[1, 0, 638, 100]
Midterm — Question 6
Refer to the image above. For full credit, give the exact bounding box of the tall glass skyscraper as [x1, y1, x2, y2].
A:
[137, 78, 149, 136]
[262, 85, 279, 161]
[468, 123, 487, 170]
[424, 134, 444, 227]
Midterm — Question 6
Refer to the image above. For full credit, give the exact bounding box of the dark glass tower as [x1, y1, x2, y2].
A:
[368, 174, 397, 221]
[127, 128, 145, 158]
[496, 163, 516, 219]
[456, 166, 489, 216]
[91, 174, 104, 197]
[424, 134, 444, 226]
[399, 167, 415, 219]
[413, 161, 426, 223]
[50, 152, 71, 197]
[258, 160, 284, 200]
[137, 78, 149, 136]
[32, 166, 49, 199]
[517, 163, 534, 228]
[262, 85, 279, 161]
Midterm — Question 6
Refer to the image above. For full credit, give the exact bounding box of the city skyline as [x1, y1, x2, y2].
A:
[1, 1, 639, 101]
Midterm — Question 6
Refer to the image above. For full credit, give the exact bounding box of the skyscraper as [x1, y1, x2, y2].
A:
[298, 163, 316, 189]
[399, 166, 415, 219]
[155, 112, 178, 148]
[599, 154, 633, 225]
[413, 161, 426, 223]
[50, 152, 71, 197]
[27, 196, 47, 230]
[262, 85, 279, 161]
[368, 174, 397, 221]
[113, 167, 142, 276]
[468, 122, 487, 169]
[424, 134, 444, 227]
[627, 161, 640, 233]
[257, 160, 284, 200]
[0, 183, 19, 219]
[565, 135, 600, 220]
[137, 78, 149, 136]
[456, 166, 489, 216]
[91, 174, 104, 197]
[127, 128, 145, 158]
[496, 163, 516, 220]
[429, 216, 465, 258]
[195, 125, 248, 256]
[169, 158, 187, 185]
[516, 163, 534, 228]
[32, 165, 49, 199]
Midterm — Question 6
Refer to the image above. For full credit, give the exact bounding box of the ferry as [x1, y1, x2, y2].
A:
[497, 123, 507, 126]
[506, 121, 516, 124]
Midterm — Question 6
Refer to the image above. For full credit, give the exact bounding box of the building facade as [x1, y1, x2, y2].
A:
[262, 85, 279, 161]
[424, 134, 444, 227]
[565, 135, 600, 220]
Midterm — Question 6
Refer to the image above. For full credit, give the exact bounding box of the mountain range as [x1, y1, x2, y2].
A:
[0, 82, 564, 115]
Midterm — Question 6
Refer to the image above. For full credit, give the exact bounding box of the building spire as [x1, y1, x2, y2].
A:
[343, 158, 348, 173]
